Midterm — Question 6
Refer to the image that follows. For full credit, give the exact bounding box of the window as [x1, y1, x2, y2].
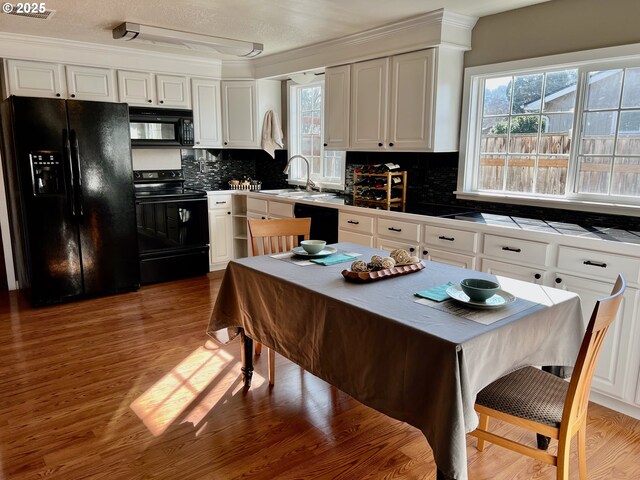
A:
[288, 80, 345, 189]
[459, 47, 640, 211]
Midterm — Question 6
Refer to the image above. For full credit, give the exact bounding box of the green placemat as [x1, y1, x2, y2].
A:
[311, 254, 357, 266]
[415, 282, 455, 302]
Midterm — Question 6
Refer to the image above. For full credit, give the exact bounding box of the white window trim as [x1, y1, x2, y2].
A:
[286, 79, 345, 191]
[458, 42, 640, 216]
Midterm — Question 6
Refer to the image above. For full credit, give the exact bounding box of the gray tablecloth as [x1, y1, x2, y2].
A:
[207, 243, 583, 479]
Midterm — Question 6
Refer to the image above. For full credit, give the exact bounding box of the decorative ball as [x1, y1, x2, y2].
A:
[370, 255, 384, 267]
[391, 249, 411, 265]
[351, 260, 369, 272]
[381, 257, 396, 269]
[409, 256, 421, 265]
[367, 262, 380, 271]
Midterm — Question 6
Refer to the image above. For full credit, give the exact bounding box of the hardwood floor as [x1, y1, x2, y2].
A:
[1, 273, 638, 479]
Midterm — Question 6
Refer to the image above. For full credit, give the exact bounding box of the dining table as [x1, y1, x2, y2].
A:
[206, 243, 584, 480]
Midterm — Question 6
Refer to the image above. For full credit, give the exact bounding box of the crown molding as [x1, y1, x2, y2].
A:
[0, 32, 222, 78]
[249, 8, 477, 79]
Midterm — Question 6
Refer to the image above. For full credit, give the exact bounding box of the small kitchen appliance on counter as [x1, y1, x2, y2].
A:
[133, 169, 209, 284]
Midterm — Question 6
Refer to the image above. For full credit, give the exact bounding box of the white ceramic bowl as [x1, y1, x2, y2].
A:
[300, 240, 326, 254]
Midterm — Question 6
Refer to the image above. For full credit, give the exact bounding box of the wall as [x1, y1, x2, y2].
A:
[464, 0, 640, 67]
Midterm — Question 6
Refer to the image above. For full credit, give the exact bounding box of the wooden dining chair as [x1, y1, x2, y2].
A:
[247, 217, 312, 385]
[470, 274, 626, 480]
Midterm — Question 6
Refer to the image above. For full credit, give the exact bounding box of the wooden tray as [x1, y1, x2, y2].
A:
[341, 262, 425, 283]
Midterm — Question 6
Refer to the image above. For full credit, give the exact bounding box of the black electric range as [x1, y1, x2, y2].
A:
[133, 170, 209, 285]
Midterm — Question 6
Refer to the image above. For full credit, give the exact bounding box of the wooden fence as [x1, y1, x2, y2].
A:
[479, 135, 640, 196]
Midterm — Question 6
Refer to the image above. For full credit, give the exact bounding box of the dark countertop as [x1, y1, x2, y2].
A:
[242, 190, 640, 246]
[327, 195, 640, 245]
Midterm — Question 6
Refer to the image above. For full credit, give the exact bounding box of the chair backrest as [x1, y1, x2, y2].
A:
[248, 217, 311, 256]
[562, 274, 626, 433]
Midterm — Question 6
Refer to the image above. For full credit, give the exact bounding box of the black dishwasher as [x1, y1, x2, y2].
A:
[294, 203, 339, 243]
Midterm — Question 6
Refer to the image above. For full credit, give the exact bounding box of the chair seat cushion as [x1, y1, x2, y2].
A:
[476, 366, 569, 427]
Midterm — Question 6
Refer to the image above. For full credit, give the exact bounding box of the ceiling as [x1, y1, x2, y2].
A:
[0, 0, 550, 59]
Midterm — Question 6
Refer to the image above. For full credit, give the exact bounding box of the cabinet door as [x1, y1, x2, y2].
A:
[555, 273, 639, 400]
[350, 58, 388, 150]
[324, 65, 350, 149]
[481, 258, 544, 285]
[6, 59, 65, 98]
[209, 209, 233, 268]
[388, 49, 434, 150]
[423, 247, 475, 269]
[156, 74, 190, 108]
[222, 81, 258, 148]
[117, 70, 154, 105]
[377, 238, 419, 257]
[66, 65, 117, 102]
[192, 78, 222, 148]
[339, 229, 374, 247]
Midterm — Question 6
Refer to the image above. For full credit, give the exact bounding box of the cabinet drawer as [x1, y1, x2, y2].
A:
[557, 246, 640, 283]
[483, 234, 549, 266]
[377, 217, 421, 242]
[247, 197, 268, 214]
[339, 211, 374, 235]
[208, 194, 232, 210]
[268, 200, 293, 218]
[424, 225, 478, 253]
[339, 229, 374, 247]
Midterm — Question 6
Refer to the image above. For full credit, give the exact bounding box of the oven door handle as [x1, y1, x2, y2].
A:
[135, 197, 206, 205]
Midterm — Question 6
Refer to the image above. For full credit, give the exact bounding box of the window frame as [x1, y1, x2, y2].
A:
[458, 43, 640, 215]
[287, 79, 346, 190]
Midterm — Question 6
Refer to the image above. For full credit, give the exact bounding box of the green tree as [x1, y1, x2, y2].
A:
[490, 116, 547, 134]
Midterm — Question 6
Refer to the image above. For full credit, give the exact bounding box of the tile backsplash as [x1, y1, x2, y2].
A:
[180, 148, 289, 190]
[180, 148, 639, 230]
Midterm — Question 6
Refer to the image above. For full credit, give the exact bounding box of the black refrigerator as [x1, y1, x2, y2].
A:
[0, 96, 140, 306]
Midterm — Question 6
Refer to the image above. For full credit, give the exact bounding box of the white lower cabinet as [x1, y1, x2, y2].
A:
[481, 258, 544, 284]
[338, 211, 375, 247]
[208, 194, 233, 271]
[426, 248, 476, 269]
[554, 273, 639, 404]
[376, 238, 419, 257]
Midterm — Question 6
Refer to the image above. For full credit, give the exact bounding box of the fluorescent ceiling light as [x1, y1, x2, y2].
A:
[112, 22, 263, 58]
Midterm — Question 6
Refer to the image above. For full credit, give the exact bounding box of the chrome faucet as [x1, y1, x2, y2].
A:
[283, 154, 317, 192]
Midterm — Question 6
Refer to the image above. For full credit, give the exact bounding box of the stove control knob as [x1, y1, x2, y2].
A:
[134, 172, 141, 179]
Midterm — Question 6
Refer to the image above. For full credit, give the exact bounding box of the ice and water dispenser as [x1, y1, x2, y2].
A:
[29, 151, 63, 195]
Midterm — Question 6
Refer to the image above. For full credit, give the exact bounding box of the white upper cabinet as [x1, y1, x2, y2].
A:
[388, 49, 435, 150]
[222, 80, 257, 148]
[118, 71, 189, 108]
[5, 59, 65, 99]
[350, 58, 389, 150]
[65, 65, 117, 102]
[221, 79, 281, 149]
[192, 78, 222, 148]
[117, 70, 154, 105]
[323, 65, 351, 150]
[341, 47, 464, 152]
[350, 50, 436, 151]
[156, 74, 190, 108]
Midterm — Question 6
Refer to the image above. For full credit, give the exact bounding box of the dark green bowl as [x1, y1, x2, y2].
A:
[460, 278, 500, 302]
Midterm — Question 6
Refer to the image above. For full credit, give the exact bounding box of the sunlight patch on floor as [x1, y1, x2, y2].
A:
[130, 342, 242, 436]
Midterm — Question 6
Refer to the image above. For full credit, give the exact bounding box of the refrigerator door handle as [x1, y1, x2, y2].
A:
[70, 130, 84, 218]
[63, 129, 77, 219]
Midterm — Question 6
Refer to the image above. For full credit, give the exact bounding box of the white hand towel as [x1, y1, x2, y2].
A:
[261, 110, 284, 158]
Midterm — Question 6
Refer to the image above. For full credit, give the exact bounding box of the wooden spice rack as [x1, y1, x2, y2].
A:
[353, 171, 407, 208]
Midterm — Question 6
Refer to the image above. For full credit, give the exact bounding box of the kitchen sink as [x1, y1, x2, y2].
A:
[258, 188, 301, 195]
[258, 189, 336, 199]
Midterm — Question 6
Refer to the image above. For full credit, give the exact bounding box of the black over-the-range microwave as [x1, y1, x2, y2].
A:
[129, 107, 194, 147]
